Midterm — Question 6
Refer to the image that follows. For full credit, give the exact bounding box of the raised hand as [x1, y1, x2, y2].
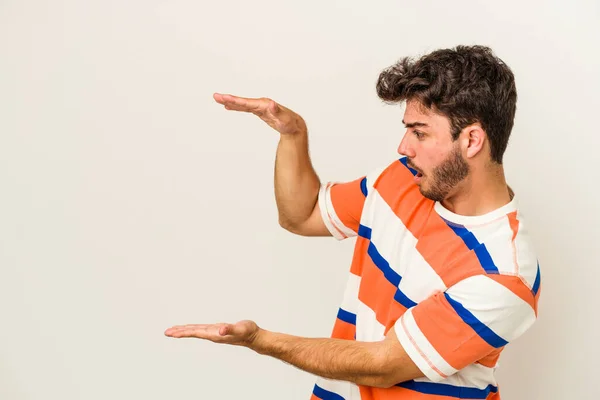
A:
[213, 93, 307, 136]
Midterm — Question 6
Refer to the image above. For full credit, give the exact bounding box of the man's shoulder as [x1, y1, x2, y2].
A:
[466, 208, 540, 292]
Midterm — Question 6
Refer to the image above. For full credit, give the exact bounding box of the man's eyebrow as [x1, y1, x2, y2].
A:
[402, 120, 429, 128]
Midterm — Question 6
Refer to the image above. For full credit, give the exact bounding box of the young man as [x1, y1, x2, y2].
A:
[165, 45, 541, 399]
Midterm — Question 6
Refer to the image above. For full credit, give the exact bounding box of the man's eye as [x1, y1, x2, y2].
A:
[413, 131, 423, 138]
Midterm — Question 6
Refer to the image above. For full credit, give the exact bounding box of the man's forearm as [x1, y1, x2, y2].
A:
[274, 132, 321, 229]
[249, 329, 391, 388]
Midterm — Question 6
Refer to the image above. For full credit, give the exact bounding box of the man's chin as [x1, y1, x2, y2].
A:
[419, 186, 445, 202]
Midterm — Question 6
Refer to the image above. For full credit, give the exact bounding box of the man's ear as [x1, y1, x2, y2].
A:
[462, 123, 486, 159]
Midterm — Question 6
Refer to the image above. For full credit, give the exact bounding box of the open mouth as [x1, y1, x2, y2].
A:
[407, 162, 422, 176]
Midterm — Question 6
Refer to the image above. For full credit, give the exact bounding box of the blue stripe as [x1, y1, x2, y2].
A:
[312, 384, 345, 400]
[397, 380, 498, 399]
[444, 293, 508, 348]
[360, 177, 368, 197]
[358, 224, 416, 309]
[447, 224, 479, 249]
[473, 244, 498, 273]
[532, 262, 541, 296]
[358, 224, 372, 239]
[336, 308, 356, 325]
[445, 221, 499, 274]
[367, 242, 401, 287]
[394, 288, 417, 308]
[399, 157, 418, 176]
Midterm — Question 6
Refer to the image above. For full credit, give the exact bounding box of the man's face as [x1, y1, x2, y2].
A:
[398, 99, 470, 202]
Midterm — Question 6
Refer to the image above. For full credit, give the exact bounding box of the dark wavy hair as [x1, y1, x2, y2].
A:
[376, 45, 517, 164]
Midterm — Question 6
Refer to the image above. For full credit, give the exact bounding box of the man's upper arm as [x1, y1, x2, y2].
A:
[290, 175, 370, 238]
[290, 163, 389, 238]
[288, 200, 332, 237]
[391, 274, 539, 383]
[316, 177, 368, 239]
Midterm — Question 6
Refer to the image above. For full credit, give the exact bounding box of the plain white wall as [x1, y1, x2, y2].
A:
[1, 0, 598, 399]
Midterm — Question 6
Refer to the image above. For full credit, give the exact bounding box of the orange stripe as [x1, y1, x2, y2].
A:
[350, 237, 370, 276]
[384, 300, 409, 334]
[357, 254, 401, 327]
[477, 347, 504, 368]
[487, 391, 501, 400]
[331, 319, 356, 341]
[376, 162, 484, 287]
[416, 219, 484, 286]
[310, 394, 320, 400]
[376, 163, 432, 238]
[507, 211, 520, 275]
[507, 211, 519, 241]
[330, 177, 366, 233]
[486, 274, 537, 311]
[359, 385, 376, 400]
[411, 292, 495, 370]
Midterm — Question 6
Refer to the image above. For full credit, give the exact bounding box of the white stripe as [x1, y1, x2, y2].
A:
[321, 182, 357, 239]
[318, 183, 350, 240]
[348, 381, 361, 400]
[364, 165, 387, 194]
[457, 362, 498, 387]
[362, 190, 415, 277]
[513, 210, 540, 289]
[317, 163, 389, 241]
[325, 185, 357, 238]
[468, 217, 516, 275]
[413, 362, 497, 389]
[447, 275, 537, 342]
[355, 298, 385, 342]
[364, 190, 447, 302]
[395, 307, 458, 382]
[340, 272, 361, 316]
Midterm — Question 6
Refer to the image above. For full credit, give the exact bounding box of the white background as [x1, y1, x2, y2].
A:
[1, 0, 598, 399]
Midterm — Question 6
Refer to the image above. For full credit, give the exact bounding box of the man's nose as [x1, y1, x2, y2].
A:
[398, 134, 415, 158]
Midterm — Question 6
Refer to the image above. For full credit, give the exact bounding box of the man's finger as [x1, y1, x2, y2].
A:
[214, 93, 273, 114]
[218, 324, 235, 336]
[165, 324, 203, 336]
[168, 326, 233, 341]
[165, 323, 232, 337]
[213, 92, 226, 104]
[167, 326, 210, 338]
[213, 93, 248, 107]
[166, 324, 208, 332]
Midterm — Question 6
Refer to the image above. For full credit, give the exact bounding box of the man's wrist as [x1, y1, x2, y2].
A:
[279, 127, 308, 142]
[247, 327, 271, 355]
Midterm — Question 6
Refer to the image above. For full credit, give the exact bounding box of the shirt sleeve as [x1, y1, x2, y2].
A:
[318, 166, 386, 240]
[394, 274, 539, 382]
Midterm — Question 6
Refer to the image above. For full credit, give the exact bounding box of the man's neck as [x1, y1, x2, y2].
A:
[440, 166, 513, 217]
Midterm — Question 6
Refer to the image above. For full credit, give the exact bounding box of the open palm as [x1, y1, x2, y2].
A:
[213, 93, 306, 136]
[164, 319, 259, 346]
